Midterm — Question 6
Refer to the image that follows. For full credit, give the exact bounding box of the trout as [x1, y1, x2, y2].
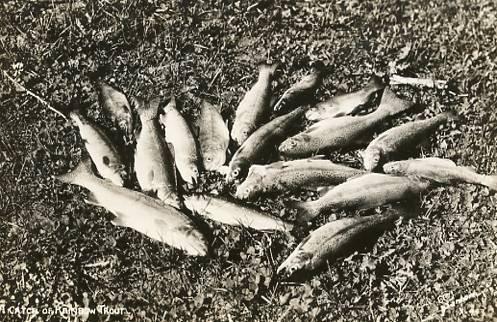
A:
[56, 160, 208, 256]
[183, 194, 293, 232]
[231, 63, 278, 145]
[279, 87, 414, 157]
[305, 76, 385, 121]
[235, 157, 365, 200]
[383, 157, 497, 190]
[363, 112, 457, 171]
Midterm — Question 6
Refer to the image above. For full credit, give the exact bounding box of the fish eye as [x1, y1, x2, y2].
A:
[206, 156, 212, 162]
[232, 169, 239, 177]
[290, 140, 297, 147]
[245, 187, 251, 194]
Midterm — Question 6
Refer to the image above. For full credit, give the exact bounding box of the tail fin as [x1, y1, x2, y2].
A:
[480, 175, 497, 191]
[377, 87, 414, 116]
[287, 200, 321, 224]
[258, 62, 278, 78]
[365, 75, 385, 92]
[56, 158, 94, 185]
[134, 97, 159, 121]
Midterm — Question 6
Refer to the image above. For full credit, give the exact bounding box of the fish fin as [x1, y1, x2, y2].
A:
[286, 200, 320, 223]
[377, 87, 414, 116]
[272, 95, 286, 112]
[147, 169, 155, 184]
[166, 143, 179, 187]
[202, 99, 222, 113]
[134, 97, 159, 121]
[265, 161, 287, 170]
[246, 164, 266, 176]
[56, 158, 94, 185]
[480, 175, 497, 191]
[365, 75, 385, 92]
[84, 192, 102, 207]
[258, 62, 278, 77]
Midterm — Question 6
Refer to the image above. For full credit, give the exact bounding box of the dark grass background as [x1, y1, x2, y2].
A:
[1, 0, 497, 321]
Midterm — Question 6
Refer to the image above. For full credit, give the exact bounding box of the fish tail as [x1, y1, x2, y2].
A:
[55, 158, 94, 185]
[258, 62, 278, 77]
[365, 75, 385, 92]
[134, 97, 160, 121]
[287, 200, 320, 223]
[480, 175, 497, 191]
[377, 87, 414, 116]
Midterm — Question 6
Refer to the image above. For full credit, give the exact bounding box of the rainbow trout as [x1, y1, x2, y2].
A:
[279, 87, 414, 157]
[56, 160, 208, 256]
[383, 157, 497, 190]
[235, 157, 365, 200]
[305, 76, 385, 121]
[231, 63, 278, 145]
[363, 112, 457, 171]
[289, 173, 430, 223]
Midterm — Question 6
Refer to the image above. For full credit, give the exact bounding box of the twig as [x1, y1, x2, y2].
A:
[390, 74, 448, 90]
[3, 71, 68, 120]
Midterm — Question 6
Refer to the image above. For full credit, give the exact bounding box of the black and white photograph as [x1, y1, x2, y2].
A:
[1, 0, 496, 321]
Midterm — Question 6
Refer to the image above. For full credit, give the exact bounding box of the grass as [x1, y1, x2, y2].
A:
[1, 0, 497, 321]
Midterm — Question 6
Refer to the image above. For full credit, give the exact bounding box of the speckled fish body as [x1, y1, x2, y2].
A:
[183, 194, 293, 232]
[235, 157, 365, 200]
[56, 160, 208, 256]
[273, 61, 326, 112]
[277, 212, 397, 276]
[290, 173, 430, 222]
[159, 97, 199, 184]
[363, 112, 456, 171]
[383, 157, 497, 190]
[305, 76, 385, 121]
[279, 87, 414, 158]
[231, 63, 278, 145]
[227, 106, 308, 183]
[98, 82, 134, 140]
[196, 100, 229, 171]
[134, 97, 178, 206]
[70, 111, 125, 186]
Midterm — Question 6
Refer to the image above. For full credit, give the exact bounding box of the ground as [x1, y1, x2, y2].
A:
[1, 0, 497, 321]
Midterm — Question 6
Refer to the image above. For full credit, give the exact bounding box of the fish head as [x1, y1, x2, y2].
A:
[226, 159, 249, 183]
[183, 166, 200, 185]
[235, 181, 261, 200]
[231, 128, 250, 145]
[278, 135, 308, 156]
[382, 161, 407, 175]
[362, 148, 382, 171]
[276, 251, 312, 277]
[235, 166, 265, 199]
[203, 151, 226, 171]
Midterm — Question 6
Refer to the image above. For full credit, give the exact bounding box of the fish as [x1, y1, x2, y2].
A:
[279, 87, 414, 158]
[227, 106, 308, 183]
[55, 160, 208, 256]
[231, 63, 278, 145]
[70, 111, 125, 186]
[235, 156, 365, 200]
[159, 97, 200, 184]
[289, 173, 430, 223]
[277, 211, 399, 276]
[98, 82, 134, 141]
[195, 100, 230, 171]
[183, 194, 293, 232]
[305, 75, 385, 121]
[134, 97, 179, 206]
[273, 61, 326, 112]
[363, 112, 457, 171]
[383, 157, 497, 190]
